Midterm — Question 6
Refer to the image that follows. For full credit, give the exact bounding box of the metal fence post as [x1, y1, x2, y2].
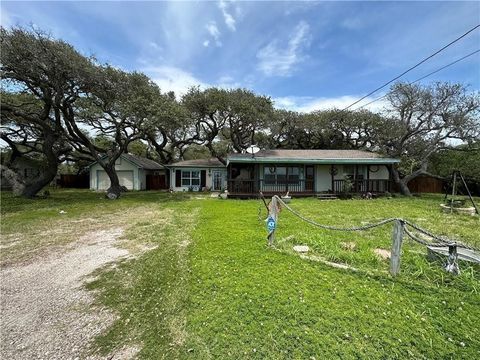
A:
[390, 219, 404, 276]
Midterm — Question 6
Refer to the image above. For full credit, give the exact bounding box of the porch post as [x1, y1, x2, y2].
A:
[285, 166, 289, 193]
[330, 165, 334, 193]
[367, 165, 370, 192]
[354, 164, 359, 192]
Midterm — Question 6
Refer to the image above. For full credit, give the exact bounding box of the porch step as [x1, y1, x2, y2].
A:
[317, 194, 338, 200]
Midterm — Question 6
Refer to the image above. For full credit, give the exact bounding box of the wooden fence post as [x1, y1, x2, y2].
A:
[267, 196, 278, 246]
[390, 220, 404, 276]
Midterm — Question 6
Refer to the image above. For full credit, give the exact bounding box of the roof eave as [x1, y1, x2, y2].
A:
[166, 164, 226, 168]
[227, 157, 400, 164]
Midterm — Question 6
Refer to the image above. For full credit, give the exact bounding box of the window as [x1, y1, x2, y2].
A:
[181, 170, 200, 187]
[264, 166, 301, 185]
[343, 165, 355, 178]
[343, 165, 365, 180]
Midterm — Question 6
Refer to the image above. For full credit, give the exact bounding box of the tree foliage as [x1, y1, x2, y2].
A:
[0, 27, 87, 197]
[2, 27, 479, 198]
[373, 82, 480, 195]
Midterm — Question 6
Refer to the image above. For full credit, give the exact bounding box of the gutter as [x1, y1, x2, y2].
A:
[227, 157, 400, 164]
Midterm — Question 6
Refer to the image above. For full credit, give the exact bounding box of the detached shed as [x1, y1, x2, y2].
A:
[89, 154, 166, 191]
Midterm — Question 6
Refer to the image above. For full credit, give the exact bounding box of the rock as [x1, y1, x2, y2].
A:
[106, 192, 118, 200]
[219, 192, 228, 200]
[281, 196, 292, 204]
[374, 248, 391, 260]
[440, 203, 476, 216]
[341, 242, 356, 251]
[293, 245, 309, 253]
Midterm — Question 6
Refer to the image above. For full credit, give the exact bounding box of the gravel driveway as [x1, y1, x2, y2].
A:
[0, 228, 133, 360]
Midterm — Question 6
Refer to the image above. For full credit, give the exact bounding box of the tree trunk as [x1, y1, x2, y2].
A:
[390, 166, 412, 196]
[21, 165, 58, 198]
[104, 166, 122, 199]
[0, 165, 26, 195]
[1, 161, 58, 198]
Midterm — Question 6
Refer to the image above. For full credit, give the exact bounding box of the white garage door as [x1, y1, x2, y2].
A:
[97, 170, 134, 190]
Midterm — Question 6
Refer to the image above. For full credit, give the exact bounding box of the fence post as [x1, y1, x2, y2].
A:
[390, 219, 404, 276]
[267, 196, 278, 246]
[445, 245, 460, 275]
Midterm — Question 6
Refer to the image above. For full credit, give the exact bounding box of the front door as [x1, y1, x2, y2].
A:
[212, 171, 223, 191]
[305, 165, 314, 191]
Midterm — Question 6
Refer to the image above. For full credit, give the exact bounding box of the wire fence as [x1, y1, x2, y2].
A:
[271, 195, 479, 252]
[261, 195, 479, 275]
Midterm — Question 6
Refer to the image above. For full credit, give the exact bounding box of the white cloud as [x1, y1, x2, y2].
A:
[205, 21, 222, 46]
[144, 66, 209, 96]
[203, 40, 210, 47]
[340, 17, 364, 30]
[218, 0, 236, 31]
[148, 41, 162, 51]
[143, 66, 246, 97]
[257, 21, 311, 77]
[274, 95, 388, 113]
[217, 75, 241, 89]
[1, 7, 12, 27]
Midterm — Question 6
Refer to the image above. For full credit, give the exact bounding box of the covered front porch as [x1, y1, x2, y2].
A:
[227, 163, 392, 197]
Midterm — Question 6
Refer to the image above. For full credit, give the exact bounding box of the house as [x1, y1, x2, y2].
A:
[226, 149, 399, 197]
[89, 153, 167, 191]
[168, 158, 227, 191]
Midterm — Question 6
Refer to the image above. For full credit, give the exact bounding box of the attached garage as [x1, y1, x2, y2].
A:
[89, 153, 166, 191]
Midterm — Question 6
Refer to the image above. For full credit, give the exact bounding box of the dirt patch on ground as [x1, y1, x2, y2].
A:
[0, 227, 134, 360]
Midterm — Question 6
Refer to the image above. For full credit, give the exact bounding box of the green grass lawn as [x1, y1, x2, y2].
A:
[2, 190, 479, 359]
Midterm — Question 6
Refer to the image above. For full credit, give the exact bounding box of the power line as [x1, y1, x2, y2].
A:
[342, 24, 480, 111]
[353, 49, 480, 111]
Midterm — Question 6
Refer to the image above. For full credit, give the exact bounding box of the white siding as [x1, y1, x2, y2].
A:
[170, 167, 227, 192]
[368, 165, 390, 180]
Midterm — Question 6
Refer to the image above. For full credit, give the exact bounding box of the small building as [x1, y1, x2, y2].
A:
[89, 154, 166, 191]
[168, 158, 227, 192]
[227, 149, 399, 197]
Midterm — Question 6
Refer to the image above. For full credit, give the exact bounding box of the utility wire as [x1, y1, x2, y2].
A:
[342, 24, 480, 111]
[353, 49, 480, 111]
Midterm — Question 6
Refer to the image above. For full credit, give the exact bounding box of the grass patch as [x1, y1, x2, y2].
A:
[0, 189, 189, 265]
[183, 197, 480, 359]
[86, 199, 201, 359]
[2, 190, 479, 358]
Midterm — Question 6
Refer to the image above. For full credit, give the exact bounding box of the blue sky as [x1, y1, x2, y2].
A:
[1, 1, 479, 112]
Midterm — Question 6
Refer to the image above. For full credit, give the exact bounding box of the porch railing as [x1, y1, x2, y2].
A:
[333, 179, 391, 193]
[227, 178, 391, 194]
[227, 179, 314, 194]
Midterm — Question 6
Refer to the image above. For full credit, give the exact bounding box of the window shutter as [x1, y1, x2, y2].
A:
[175, 170, 181, 187]
[201, 170, 206, 187]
